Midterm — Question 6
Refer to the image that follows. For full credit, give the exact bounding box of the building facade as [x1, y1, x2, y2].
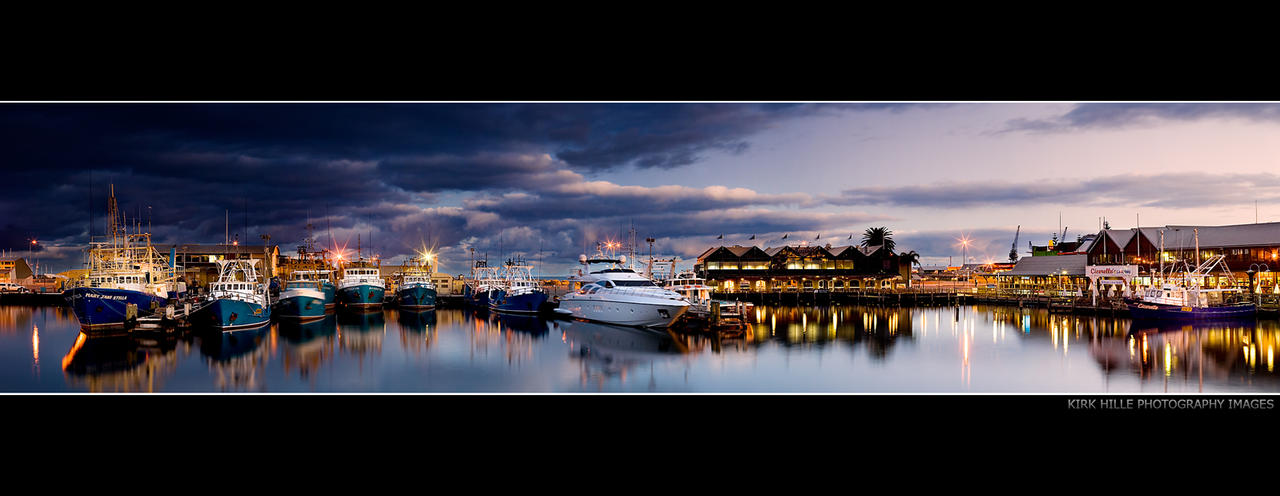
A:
[696, 243, 912, 292]
[169, 244, 281, 288]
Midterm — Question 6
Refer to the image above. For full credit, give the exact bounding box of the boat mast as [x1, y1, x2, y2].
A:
[1159, 229, 1165, 284]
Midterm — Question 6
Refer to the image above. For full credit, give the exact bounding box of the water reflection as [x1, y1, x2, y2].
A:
[11, 304, 1280, 392]
[199, 326, 270, 391]
[61, 330, 180, 392]
[277, 315, 338, 381]
[557, 319, 686, 390]
[394, 310, 437, 355]
[338, 311, 385, 357]
[1112, 318, 1280, 390]
[747, 305, 913, 359]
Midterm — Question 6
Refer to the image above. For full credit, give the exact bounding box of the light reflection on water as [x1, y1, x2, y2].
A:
[1, 303, 1278, 392]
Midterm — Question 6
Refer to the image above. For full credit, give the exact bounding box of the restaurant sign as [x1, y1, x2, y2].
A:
[1086, 265, 1137, 278]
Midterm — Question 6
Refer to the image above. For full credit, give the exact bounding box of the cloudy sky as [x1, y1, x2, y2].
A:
[3, 102, 1279, 274]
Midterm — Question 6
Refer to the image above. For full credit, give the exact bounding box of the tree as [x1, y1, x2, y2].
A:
[862, 227, 895, 253]
[899, 250, 921, 267]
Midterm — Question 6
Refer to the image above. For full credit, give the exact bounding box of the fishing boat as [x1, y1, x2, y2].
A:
[336, 256, 385, 311]
[394, 255, 437, 311]
[67, 186, 177, 330]
[1124, 254, 1255, 320]
[277, 248, 335, 321]
[664, 269, 754, 322]
[489, 257, 548, 314]
[558, 243, 690, 328]
[192, 259, 273, 330]
[463, 258, 499, 308]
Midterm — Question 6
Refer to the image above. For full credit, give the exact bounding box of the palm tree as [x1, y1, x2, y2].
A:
[899, 250, 921, 267]
[862, 227, 895, 253]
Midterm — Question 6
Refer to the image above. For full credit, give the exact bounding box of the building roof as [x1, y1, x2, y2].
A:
[1002, 254, 1088, 276]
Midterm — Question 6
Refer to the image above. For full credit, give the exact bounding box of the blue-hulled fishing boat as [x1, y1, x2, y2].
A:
[336, 256, 385, 311]
[66, 185, 176, 330]
[394, 254, 437, 311]
[192, 259, 273, 330]
[489, 258, 549, 314]
[464, 258, 499, 308]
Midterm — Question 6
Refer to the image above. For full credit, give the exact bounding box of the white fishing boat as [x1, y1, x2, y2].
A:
[558, 243, 689, 328]
[1124, 229, 1255, 320]
[663, 269, 753, 321]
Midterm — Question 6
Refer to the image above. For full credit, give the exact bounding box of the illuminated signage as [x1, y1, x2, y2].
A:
[1086, 265, 1137, 278]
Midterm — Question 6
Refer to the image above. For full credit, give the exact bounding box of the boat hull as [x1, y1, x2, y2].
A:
[193, 298, 272, 330]
[67, 287, 166, 329]
[490, 289, 548, 314]
[396, 285, 437, 310]
[557, 297, 689, 328]
[276, 288, 327, 322]
[464, 285, 490, 308]
[338, 284, 384, 310]
[1125, 299, 1257, 320]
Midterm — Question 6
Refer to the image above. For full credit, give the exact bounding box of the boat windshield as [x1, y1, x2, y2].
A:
[612, 280, 657, 287]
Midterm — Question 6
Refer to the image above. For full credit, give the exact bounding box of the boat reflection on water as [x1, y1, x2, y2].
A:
[395, 309, 437, 355]
[396, 309, 437, 330]
[199, 325, 271, 391]
[556, 319, 688, 388]
[61, 330, 180, 392]
[1090, 317, 1280, 391]
[490, 313, 550, 337]
[277, 314, 338, 380]
[338, 310, 385, 356]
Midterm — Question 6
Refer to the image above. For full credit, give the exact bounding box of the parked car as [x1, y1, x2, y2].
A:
[0, 282, 30, 293]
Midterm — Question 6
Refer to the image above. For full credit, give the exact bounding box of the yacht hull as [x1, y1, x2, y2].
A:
[558, 297, 688, 328]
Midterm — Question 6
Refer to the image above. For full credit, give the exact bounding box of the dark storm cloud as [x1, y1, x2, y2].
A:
[0, 103, 914, 271]
[1001, 103, 1280, 133]
[829, 173, 1280, 209]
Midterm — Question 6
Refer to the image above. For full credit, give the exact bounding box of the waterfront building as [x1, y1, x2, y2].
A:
[696, 243, 912, 292]
[992, 254, 1090, 294]
[1084, 222, 1280, 292]
[168, 244, 281, 288]
[0, 258, 32, 284]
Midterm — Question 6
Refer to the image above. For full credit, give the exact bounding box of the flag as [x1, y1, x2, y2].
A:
[782, 234, 789, 239]
[848, 233, 853, 240]
[815, 233, 820, 240]
[749, 234, 755, 240]
[717, 234, 723, 239]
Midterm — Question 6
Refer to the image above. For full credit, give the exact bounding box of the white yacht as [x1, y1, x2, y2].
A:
[558, 247, 689, 328]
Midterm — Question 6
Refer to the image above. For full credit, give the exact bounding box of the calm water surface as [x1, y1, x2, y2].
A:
[2, 304, 1278, 393]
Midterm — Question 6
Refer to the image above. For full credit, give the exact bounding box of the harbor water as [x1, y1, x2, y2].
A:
[2, 303, 1278, 393]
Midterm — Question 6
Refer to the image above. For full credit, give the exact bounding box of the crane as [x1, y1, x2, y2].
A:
[1009, 225, 1021, 263]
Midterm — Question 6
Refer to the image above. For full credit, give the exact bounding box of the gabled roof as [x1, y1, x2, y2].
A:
[1078, 222, 1280, 252]
[859, 244, 883, 256]
[1002, 254, 1088, 276]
